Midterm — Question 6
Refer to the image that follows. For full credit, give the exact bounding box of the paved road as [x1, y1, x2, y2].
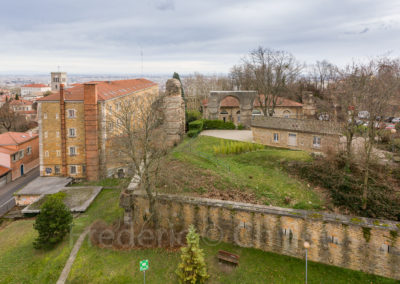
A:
[200, 130, 253, 142]
[0, 167, 39, 207]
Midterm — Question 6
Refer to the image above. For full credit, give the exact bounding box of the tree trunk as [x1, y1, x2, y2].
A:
[361, 142, 372, 210]
[143, 171, 158, 229]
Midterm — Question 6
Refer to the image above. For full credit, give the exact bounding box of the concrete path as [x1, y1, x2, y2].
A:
[200, 130, 253, 142]
[0, 166, 39, 207]
[56, 227, 90, 284]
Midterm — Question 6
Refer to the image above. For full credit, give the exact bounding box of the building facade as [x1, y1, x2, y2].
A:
[0, 132, 39, 180]
[252, 116, 341, 153]
[51, 72, 68, 92]
[203, 94, 309, 125]
[9, 99, 37, 121]
[37, 79, 158, 180]
[21, 84, 51, 100]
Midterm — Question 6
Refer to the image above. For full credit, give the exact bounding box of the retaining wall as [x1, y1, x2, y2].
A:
[125, 189, 400, 280]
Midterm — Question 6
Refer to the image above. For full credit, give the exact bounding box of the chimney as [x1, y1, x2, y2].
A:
[83, 83, 99, 181]
[59, 84, 67, 176]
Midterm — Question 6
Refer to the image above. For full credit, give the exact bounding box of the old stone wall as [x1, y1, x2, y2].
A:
[128, 189, 400, 280]
[163, 79, 185, 147]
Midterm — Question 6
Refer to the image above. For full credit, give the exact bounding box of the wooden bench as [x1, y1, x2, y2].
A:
[217, 250, 240, 266]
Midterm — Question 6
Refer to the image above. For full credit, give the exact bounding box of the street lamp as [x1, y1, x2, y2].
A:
[304, 241, 310, 284]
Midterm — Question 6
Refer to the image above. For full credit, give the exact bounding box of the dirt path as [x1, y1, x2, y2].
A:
[56, 226, 90, 284]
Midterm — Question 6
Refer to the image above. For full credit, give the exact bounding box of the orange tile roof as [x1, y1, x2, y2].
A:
[203, 95, 303, 108]
[0, 132, 38, 146]
[22, 84, 49, 88]
[0, 165, 11, 176]
[9, 99, 33, 106]
[38, 79, 157, 102]
[0, 147, 18, 155]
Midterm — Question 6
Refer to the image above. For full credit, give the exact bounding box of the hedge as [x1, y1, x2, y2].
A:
[188, 120, 204, 131]
[203, 120, 235, 130]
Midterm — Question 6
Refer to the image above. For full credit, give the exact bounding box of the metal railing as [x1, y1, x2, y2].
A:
[0, 198, 16, 217]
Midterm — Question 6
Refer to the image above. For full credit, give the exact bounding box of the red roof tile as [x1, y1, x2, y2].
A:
[38, 79, 157, 102]
[0, 165, 11, 176]
[22, 84, 49, 88]
[0, 132, 38, 146]
[0, 147, 18, 155]
[10, 99, 33, 106]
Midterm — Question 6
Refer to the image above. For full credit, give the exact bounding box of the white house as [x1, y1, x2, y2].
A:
[21, 84, 51, 100]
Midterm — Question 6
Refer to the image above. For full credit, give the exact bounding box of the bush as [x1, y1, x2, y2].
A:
[188, 120, 203, 132]
[213, 140, 264, 155]
[187, 130, 200, 138]
[186, 110, 202, 124]
[33, 192, 73, 249]
[176, 225, 209, 284]
[237, 123, 245, 130]
[378, 129, 392, 143]
[203, 119, 235, 130]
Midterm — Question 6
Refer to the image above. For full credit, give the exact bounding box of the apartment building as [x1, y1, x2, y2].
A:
[37, 79, 158, 181]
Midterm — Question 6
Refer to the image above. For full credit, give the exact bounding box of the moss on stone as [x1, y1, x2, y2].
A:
[350, 218, 362, 224]
[362, 227, 371, 243]
[390, 230, 398, 240]
[310, 213, 323, 219]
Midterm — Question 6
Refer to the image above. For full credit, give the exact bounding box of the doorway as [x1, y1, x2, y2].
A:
[20, 164, 24, 176]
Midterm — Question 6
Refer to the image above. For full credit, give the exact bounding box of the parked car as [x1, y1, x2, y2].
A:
[385, 123, 396, 130]
[385, 116, 395, 122]
[358, 111, 370, 119]
[391, 117, 400, 123]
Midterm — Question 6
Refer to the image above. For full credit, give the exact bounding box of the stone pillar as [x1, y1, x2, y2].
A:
[163, 79, 185, 147]
[207, 92, 220, 120]
[302, 91, 316, 118]
[84, 83, 99, 181]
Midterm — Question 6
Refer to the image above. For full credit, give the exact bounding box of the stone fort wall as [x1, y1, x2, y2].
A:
[128, 189, 400, 280]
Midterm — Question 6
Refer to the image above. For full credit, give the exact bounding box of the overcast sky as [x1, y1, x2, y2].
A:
[0, 0, 399, 75]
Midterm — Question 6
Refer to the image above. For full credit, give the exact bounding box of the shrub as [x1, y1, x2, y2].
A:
[188, 120, 203, 132]
[378, 129, 392, 143]
[176, 225, 209, 284]
[237, 123, 245, 130]
[213, 140, 264, 155]
[203, 119, 235, 130]
[33, 192, 73, 249]
[186, 110, 202, 124]
[187, 130, 200, 138]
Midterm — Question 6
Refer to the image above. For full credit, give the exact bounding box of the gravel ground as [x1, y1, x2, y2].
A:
[200, 130, 253, 142]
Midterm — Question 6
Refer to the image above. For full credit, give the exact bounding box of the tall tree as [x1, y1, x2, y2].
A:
[108, 94, 168, 228]
[243, 47, 303, 116]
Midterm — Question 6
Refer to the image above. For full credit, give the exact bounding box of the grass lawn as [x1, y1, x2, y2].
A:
[159, 136, 323, 209]
[0, 186, 123, 284]
[0, 184, 397, 283]
[67, 235, 397, 284]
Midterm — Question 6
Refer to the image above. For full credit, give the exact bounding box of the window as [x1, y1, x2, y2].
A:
[116, 103, 121, 111]
[70, 165, 77, 174]
[273, 133, 279, 142]
[45, 151, 49, 157]
[43, 113, 47, 119]
[313, 136, 321, 148]
[69, 128, 76, 137]
[69, 147, 76, 156]
[55, 165, 60, 174]
[108, 122, 113, 131]
[68, 109, 76, 118]
[56, 131, 60, 138]
[108, 105, 112, 112]
[45, 167, 52, 175]
[44, 131, 48, 138]
[283, 110, 291, 118]
[288, 133, 297, 146]
[56, 113, 59, 119]
[26, 146, 32, 155]
[19, 150, 24, 159]
[82, 165, 86, 173]
[12, 153, 18, 162]
[56, 150, 61, 157]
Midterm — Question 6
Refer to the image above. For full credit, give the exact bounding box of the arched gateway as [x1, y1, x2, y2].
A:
[207, 91, 257, 128]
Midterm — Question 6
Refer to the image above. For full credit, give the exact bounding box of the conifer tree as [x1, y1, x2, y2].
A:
[176, 225, 209, 284]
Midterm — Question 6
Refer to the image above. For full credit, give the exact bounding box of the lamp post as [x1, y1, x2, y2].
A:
[391, 129, 396, 162]
[304, 241, 310, 284]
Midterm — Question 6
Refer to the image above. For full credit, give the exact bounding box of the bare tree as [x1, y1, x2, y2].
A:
[0, 103, 22, 131]
[108, 94, 168, 228]
[243, 47, 303, 116]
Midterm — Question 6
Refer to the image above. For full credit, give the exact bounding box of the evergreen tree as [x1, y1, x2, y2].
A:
[33, 192, 73, 249]
[176, 225, 209, 284]
[15, 94, 19, 100]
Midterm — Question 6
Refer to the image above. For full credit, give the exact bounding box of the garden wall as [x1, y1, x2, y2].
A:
[126, 188, 400, 280]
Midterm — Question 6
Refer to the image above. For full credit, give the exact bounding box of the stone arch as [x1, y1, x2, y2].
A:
[207, 91, 257, 128]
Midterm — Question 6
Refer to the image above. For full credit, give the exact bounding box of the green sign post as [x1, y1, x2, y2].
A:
[139, 260, 149, 283]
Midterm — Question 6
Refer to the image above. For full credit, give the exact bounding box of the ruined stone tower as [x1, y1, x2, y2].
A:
[163, 79, 185, 147]
[302, 91, 317, 118]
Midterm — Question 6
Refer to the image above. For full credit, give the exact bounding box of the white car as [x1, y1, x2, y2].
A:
[391, 117, 400, 123]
